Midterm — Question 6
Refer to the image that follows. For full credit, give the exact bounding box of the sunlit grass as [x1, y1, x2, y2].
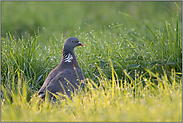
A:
[1, 62, 182, 122]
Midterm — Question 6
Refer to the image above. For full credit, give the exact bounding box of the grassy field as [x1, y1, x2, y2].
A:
[1, 1, 182, 122]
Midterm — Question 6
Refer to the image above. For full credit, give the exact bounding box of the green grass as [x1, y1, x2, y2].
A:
[1, 1, 182, 122]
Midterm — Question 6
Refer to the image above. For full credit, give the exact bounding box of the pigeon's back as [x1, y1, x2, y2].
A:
[38, 67, 84, 100]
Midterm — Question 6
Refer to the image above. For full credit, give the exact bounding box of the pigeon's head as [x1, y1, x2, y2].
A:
[64, 37, 84, 49]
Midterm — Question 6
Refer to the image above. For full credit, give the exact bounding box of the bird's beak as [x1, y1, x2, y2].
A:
[78, 42, 84, 47]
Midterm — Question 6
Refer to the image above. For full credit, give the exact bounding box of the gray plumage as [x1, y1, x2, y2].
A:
[37, 37, 84, 100]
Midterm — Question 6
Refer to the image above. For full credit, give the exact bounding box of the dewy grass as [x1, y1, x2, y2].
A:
[1, 27, 182, 122]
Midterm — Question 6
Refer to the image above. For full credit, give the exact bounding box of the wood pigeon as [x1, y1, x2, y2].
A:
[37, 37, 84, 101]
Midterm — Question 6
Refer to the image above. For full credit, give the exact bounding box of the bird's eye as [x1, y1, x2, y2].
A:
[71, 40, 74, 42]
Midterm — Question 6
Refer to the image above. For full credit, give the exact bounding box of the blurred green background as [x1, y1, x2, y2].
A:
[1, 1, 182, 39]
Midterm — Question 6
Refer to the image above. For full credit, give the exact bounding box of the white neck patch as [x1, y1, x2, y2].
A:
[64, 53, 73, 62]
